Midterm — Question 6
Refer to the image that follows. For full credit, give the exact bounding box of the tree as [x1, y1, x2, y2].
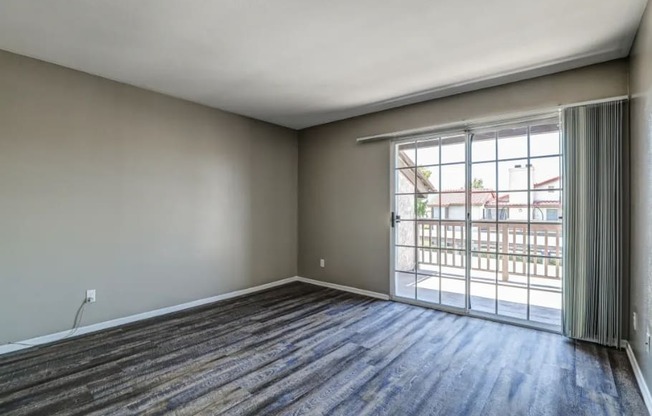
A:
[416, 198, 428, 218]
[416, 167, 433, 218]
[472, 178, 484, 189]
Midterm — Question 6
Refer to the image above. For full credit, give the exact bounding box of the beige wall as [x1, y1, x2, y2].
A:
[629, 2, 652, 390]
[0, 50, 298, 344]
[298, 60, 629, 295]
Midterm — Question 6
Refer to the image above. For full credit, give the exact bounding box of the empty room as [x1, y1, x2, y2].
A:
[1, 0, 651, 415]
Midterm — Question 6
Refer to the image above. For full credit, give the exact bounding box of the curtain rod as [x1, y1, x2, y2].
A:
[357, 95, 628, 143]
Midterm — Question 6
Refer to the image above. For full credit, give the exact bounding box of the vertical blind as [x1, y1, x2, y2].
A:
[562, 100, 627, 347]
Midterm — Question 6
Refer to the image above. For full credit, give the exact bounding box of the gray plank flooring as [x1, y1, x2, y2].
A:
[0, 282, 647, 415]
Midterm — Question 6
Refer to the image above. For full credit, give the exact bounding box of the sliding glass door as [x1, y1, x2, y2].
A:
[391, 116, 562, 330]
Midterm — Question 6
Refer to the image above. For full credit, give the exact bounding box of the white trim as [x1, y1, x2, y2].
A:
[389, 140, 397, 299]
[357, 95, 628, 143]
[390, 294, 561, 334]
[294, 276, 390, 300]
[342, 49, 626, 130]
[0, 276, 390, 356]
[4, 275, 647, 414]
[0, 276, 298, 356]
[558, 95, 629, 110]
[624, 340, 652, 415]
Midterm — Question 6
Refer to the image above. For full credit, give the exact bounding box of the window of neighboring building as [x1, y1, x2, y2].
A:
[546, 208, 559, 221]
[532, 208, 544, 221]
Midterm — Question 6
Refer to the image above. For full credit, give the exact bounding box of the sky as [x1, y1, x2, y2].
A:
[399, 131, 561, 191]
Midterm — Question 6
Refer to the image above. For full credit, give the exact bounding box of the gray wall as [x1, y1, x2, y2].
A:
[298, 60, 629, 297]
[629, 2, 652, 391]
[0, 50, 298, 344]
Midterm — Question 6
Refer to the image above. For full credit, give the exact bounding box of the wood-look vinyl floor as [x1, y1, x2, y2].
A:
[0, 282, 647, 415]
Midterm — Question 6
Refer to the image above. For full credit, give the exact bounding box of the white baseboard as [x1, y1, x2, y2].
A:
[0, 275, 390, 356]
[624, 340, 652, 415]
[5, 279, 648, 412]
[0, 276, 298, 356]
[294, 276, 390, 300]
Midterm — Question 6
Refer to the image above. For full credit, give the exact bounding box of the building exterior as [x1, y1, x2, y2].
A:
[425, 164, 561, 222]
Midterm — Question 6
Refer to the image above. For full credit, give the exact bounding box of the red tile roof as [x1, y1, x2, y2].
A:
[533, 176, 560, 188]
[428, 190, 496, 207]
[426, 185, 561, 208]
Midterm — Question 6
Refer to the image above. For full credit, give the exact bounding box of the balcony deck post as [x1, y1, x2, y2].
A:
[501, 224, 509, 281]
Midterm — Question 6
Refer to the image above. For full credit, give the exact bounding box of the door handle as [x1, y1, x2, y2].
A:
[391, 212, 401, 227]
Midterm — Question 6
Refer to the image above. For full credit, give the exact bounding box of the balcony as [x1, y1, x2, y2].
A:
[395, 220, 562, 328]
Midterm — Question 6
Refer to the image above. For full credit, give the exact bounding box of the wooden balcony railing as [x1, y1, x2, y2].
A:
[417, 220, 562, 281]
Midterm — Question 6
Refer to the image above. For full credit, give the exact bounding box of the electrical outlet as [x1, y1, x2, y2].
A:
[320, 259, 325, 268]
[86, 289, 96, 303]
[633, 312, 638, 331]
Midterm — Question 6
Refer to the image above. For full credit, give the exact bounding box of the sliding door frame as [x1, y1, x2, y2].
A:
[389, 112, 563, 333]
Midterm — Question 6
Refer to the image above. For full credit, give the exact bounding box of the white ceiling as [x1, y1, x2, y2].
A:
[0, 1, 647, 129]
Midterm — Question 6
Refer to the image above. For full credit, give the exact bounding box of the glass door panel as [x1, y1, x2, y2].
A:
[469, 119, 562, 329]
[392, 134, 467, 310]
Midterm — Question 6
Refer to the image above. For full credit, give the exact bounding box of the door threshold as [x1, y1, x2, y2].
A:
[391, 295, 562, 334]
